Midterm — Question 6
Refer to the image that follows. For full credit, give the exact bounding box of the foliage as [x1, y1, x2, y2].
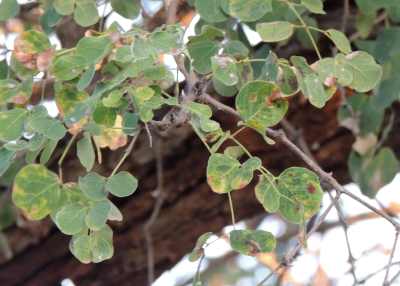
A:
[0, 0, 398, 283]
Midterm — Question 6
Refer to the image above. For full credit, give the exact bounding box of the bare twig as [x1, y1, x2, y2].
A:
[359, 261, 400, 284]
[383, 231, 400, 285]
[328, 191, 358, 284]
[341, 0, 350, 32]
[143, 138, 166, 286]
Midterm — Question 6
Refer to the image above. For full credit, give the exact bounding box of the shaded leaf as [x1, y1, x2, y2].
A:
[106, 171, 138, 198]
[257, 22, 294, 43]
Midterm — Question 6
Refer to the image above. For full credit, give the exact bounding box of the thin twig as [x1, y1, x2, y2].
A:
[341, 0, 350, 32]
[227, 192, 236, 228]
[58, 133, 78, 182]
[144, 137, 165, 286]
[358, 261, 400, 284]
[383, 231, 400, 285]
[328, 191, 358, 284]
[110, 131, 141, 177]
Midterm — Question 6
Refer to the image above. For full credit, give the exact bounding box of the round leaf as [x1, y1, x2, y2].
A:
[12, 164, 61, 220]
[85, 200, 111, 230]
[54, 203, 87, 235]
[236, 81, 288, 133]
[0, 108, 27, 142]
[256, 22, 294, 43]
[106, 171, 138, 198]
[79, 172, 107, 200]
[326, 29, 352, 54]
[224, 0, 272, 22]
[230, 229, 276, 256]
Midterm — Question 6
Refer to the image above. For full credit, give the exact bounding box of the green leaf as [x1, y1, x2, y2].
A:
[292, 56, 333, 108]
[213, 77, 238, 97]
[256, 22, 294, 43]
[344, 51, 383, 92]
[17, 30, 51, 53]
[301, 0, 325, 14]
[150, 25, 183, 54]
[74, 0, 99, 27]
[107, 201, 123, 221]
[69, 231, 92, 263]
[326, 29, 352, 54]
[130, 86, 164, 122]
[122, 112, 139, 135]
[0, 109, 27, 142]
[76, 36, 113, 65]
[54, 203, 87, 235]
[0, 148, 16, 177]
[206, 153, 241, 194]
[0, 0, 19, 21]
[195, 0, 228, 23]
[79, 172, 107, 201]
[39, 139, 59, 165]
[55, 84, 89, 117]
[0, 60, 8, 79]
[77, 133, 95, 171]
[111, 0, 140, 19]
[230, 229, 276, 256]
[12, 164, 61, 220]
[349, 148, 399, 198]
[106, 171, 138, 198]
[255, 175, 280, 213]
[51, 53, 86, 81]
[90, 225, 114, 263]
[93, 104, 117, 127]
[77, 65, 96, 91]
[277, 167, 323, 224]
[211, 55, 239, 86]
[53, 0, 75, 15]
[102, 90, 123, 108]
[230, 157, 261, 190]
[315, 55, 353, 88]
[188, 39, 220, 74]
[70, 225, 114, 263]
[28, 116, 67, 141]
[236, 81, 288, 133]
[224, 0, 272, 22]
[189, 232, 213, 262]
[85, 200, 111, 230]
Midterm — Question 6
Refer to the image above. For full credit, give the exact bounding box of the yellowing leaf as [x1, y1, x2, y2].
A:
[12, 164, 61, 220]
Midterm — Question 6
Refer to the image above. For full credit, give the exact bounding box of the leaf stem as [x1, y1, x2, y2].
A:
[110, 130, 140, 177]
[287, 2, 322, 59]
[228, 192, 236, 228]
[58, 133, 78, 181]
